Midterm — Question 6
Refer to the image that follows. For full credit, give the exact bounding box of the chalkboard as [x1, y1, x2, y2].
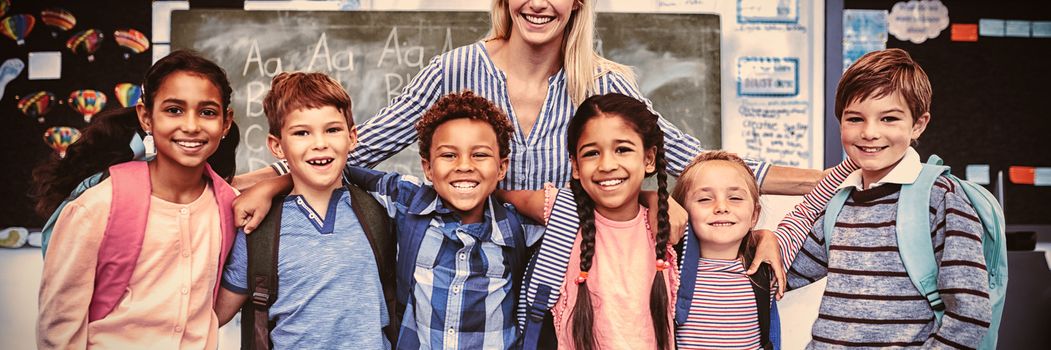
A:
[171, 10, 720, 179]
[841, 1, 1051, 225]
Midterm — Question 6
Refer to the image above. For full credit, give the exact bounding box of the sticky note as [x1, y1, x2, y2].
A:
[1005, 20, 1031, 37]
[979, 19, 1005, 37]
[1035, 168, 1051, 186]
[966, 164, 990, 185]
[952, 24, 978, 42]
[1009, 166, 1035, 185]
[1031, 21, 1051, 38]
[27, 52, 61, 80]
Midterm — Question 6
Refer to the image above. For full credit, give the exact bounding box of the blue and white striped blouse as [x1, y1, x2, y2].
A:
[274, 42, 770, 189]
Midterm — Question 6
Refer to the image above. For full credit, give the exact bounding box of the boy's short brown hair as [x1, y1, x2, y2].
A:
[263, 72, 353, 137]
[415, 90, 513, 160]
[835, 48, 932, 123]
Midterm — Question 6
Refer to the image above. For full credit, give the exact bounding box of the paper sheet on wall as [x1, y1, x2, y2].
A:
[660, 0, 823, 169]
[843, 10, 887, 72]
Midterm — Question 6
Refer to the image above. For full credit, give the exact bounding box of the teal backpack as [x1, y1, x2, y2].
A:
[822, 155, 1007, 350]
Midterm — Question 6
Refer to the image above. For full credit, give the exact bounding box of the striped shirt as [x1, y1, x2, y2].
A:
[272, 42, 770, 189]
[674, 159, 857, 350]
[344, 165, 543, 349]
[786, 178, 992, 349]
[676, 258, 771, 349]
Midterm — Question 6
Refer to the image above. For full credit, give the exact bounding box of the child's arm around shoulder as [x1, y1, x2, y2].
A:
[495, 184, 556, 225]
[234, 174, 292, 233]
[926, 176, 992, 348]
[37, 184, 112, 348]
[343, 164, 422, 218]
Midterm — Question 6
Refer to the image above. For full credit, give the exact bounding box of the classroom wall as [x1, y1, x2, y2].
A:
[0, 0, 152, 228]
[0, 0, 827, 228]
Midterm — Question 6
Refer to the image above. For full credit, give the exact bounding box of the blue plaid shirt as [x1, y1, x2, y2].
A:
[273, 42, 770, 189]
[344, 166, 543, 349]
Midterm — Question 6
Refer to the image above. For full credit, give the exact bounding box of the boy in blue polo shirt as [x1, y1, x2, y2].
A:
[342, 90, 543, 349]
[214, 72, 394, 349]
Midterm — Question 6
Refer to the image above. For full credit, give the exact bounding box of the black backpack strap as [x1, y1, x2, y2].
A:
[241, 197, 283, 350]
[346, 184, 400, 345]
[750, 263, 773, 350]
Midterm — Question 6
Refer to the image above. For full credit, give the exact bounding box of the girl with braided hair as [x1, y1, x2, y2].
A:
[501, 92, 676, 349]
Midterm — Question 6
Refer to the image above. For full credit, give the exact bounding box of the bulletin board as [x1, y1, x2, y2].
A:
[840, 0, 1051, 225]
[0, 0, 152, 227]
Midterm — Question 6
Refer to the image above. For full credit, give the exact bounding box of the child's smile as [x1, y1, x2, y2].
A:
[571, 114, 656, 221]
[681, 160, 759, 259]
[138, 71, 230, 172]
[269, 106, 355, 194]
[423, 118, 508, 224]
[839, 91, 929, 188]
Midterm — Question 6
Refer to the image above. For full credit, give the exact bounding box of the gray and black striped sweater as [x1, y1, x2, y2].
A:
[787, 177, 992, 349]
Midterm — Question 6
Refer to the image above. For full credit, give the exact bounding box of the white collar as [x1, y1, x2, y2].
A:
[837, 147, 922, 191]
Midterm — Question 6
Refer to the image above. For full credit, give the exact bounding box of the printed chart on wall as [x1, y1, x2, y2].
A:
[658, 0, 825, 169]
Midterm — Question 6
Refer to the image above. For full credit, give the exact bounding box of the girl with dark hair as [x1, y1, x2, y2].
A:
[37, 50, 239, 349]
[502, 92, 676, 349]
[31, 106, 239, 256]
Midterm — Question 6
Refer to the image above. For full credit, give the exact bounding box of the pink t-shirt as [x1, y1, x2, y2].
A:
[542, 186, 678, 350]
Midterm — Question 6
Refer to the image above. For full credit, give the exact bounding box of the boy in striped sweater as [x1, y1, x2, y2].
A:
[779, 49, 992, 349]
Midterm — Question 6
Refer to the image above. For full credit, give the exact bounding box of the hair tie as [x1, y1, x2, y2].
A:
[656, 259, 671, 271]
[575, 271, 589, 284]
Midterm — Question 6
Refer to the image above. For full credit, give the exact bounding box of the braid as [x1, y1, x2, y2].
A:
[648, 126, 672, 350]
[570, 178, 598, 350]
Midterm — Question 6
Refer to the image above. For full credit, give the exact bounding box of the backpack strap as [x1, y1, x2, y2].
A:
[205, 163, 239, 303]
[346, 184, 399, 344]
[674, 225, 699, 326]
[89, 161, 151, 322]
[518, 188, 578, 350]
[496, 201, 529, 320]
[897, 161, 951, 320]
[821, 188, 852, 256]
[750, 264, 774, 349]
[241, 197, 283, 350]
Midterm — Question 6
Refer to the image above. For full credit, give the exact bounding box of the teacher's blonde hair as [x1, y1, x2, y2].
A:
[488, 0, 637, 106]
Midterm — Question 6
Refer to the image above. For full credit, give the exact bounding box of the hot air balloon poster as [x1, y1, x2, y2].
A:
[113, 83, 141, 107]
[43, 126, 81, 158]
[18, 91, 56, 123]
[114, 28, 149, 59]
[41, 8, 75, 38]
[1, 14, 35, 46]
[68, 89, 106, 122]
[66, 28, 103, 62]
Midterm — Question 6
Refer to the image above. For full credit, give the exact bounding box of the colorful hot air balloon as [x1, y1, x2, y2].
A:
[68, 89, 107, 122]
[18, 91, 56, 123]
[43, 126, 81, 158]
[114, 28, 149, 59]
[113, 83, 142, 107]
[1, 14, 35, 46]
[66, 29, 103, 62]
[0, 0, 10, 18]
[41, 8, 75, 38]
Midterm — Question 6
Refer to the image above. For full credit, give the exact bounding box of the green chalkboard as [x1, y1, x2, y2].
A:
[171, 10, 720, 179]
